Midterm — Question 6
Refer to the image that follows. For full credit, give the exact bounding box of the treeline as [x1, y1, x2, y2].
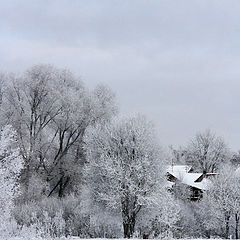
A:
[0, 64, 239, 239]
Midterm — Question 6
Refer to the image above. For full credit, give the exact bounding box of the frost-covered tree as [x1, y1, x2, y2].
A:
[1, 64, 117, 198]
[168, 146, 187, 165]
[0, 125, 23, 233]
[201, 165, 240, 238]
[84, 115, 176, 238]
[136, 191, 180, 238]
[185, 130, 230, 173]
[231, 170, 240, 239]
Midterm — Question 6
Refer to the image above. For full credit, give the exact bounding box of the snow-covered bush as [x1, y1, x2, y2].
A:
[14, 194, 94, 238]
[0, 125, 24, 237]
[14, 199, 66, 239]
[135, 191, 180, 239]
[87, 206, 122, 238]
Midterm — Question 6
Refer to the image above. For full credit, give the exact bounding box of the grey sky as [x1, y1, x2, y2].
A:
[1, 0, 240, 150]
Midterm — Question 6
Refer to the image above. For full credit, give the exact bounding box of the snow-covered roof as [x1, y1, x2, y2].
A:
[178, 173, 203, 186]
[167, 165, 211, 190]
[195, 178, 211, 190]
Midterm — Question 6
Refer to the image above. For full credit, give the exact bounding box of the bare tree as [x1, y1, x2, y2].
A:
[1, 64, 117, 198]
[200, 165, 240, 239]
[84, 115, 173, 238]
[185, 130, 230, 173]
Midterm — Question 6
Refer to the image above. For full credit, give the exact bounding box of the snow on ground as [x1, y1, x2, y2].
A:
[4, 238, 230, 240]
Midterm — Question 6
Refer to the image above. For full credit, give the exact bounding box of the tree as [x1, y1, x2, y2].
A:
[230, 170, 240, 239]
[201, 165, 240, 239]
[84, 115, 172, 238]
[0, 125, 23, 232]
[136, 191, 180, 239]
[168, 146, 186, 165]
[185, 130, 230, 173]
[1, 64, 117, 198]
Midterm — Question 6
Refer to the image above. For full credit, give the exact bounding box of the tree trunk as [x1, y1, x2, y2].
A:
[58, 176, 64, 198]
[236, 213, 239, 240]
[225, 214, 230, 239]
[123, 219, 136, 238]
[123, 222, 130, 238]
[121, 192, 139, 238]
[58, 175, 70, 198]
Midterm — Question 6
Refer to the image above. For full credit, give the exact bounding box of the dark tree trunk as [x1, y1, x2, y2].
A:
[58, 176, 64, 198]
[129, 216, 136, 238]
[225, 214, 230, 239]
[123, 222, 130, 238]
[123, 218, 136, 238]
[236, 213, 239, 240]
[58, 175, 70, 198]
[121, 199, 137, 238]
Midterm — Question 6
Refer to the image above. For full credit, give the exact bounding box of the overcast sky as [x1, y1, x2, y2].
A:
[1, 0, 240, 150]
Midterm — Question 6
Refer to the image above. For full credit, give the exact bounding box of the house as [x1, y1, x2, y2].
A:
[166, 165, 217, 201]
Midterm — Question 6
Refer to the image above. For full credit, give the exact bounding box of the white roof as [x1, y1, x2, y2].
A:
[179, 173, 203, 185]
[195, 178, 211, 190]
[185, 176, 210, 190]
[167, 165, 210, 190]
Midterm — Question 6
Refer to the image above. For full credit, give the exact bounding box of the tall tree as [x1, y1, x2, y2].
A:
[84, 115, 171, 238]
[185, 130, 230, 173]
[1, 65, 117, 198]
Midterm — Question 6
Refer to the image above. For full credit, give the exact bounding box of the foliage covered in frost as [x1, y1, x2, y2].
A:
[0, 65, 240, 239]
[200, 165, 240, 239]
[1, 64, 117, 199]
[185, 130, 231, 173]
[0, 125, 23, 236]
[84, 115, 179, 238]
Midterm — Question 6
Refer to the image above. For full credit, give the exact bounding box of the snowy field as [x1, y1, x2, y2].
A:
[4, 238, 230, 240]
